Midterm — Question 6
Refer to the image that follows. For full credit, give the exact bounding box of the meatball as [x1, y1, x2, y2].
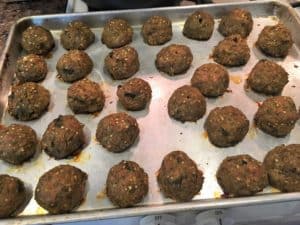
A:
[247, 59, 288, 95]
[56, 50, 93, 83]
[104, 46, 139, 80]
[218, 8, 253, 38]
[217, 154, 268, 197]
[168, 85, 206, 122]
[101, 18, 133, 48]
[205, 106, 249, 147]
[141, 15, 172, 45]
[191, 63, 229, 97]
[212, 34, 250, 67]
[61, 21, 95, 50]
[0, 175, 27, 218]
[157, 151, 204, 202]
[16, 54, 47, 83]
[263, 144, 300, 192]
[21, 25, 54, 55]
[0, 124, 37, 165]
[96, 112, 139, 153]
[257, 23, 293, 58]
[8, 82, 50, 121]
[35, 165, 87, 214]
[67, 78, 105, 114]
[183, 11, 214, 40]
[155, 44, 193, 76]
[106, 160, 148, 207]
[41, 115, 85, 159]
[254, 96, 299, 137]
[117, 78, 152, 111]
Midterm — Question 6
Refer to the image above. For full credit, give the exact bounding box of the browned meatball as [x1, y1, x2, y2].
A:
[205, 106, 249, 147]
[106, 160, 148, 207]
[247, 59, 289, 95]
[67, 79, 105, 114]
[104, 46, 139, 80]
[217, 154, 268, 197]
[117, 78, 152, 111]
[191, 63, 229, 97]
[257, 23, 293, 58]
[0, 175, 27, 218]
[101, 18, 133, 48]
[96, 112, 139, 153]
[141, 15, 172, 45]
[41, 115, 85, 159]
[0, 124, 37, 165]
[183, 11, 214, 40]
[254, 96, 299, 137]
[155, 44, 193, 76]
[56, 50, 93, 83]
[8, 82, 50, 121]
[35, 165, 87, 214]
[212, 34, 250, 67]
[16, 54, 47, 83]
[264, 144, 300, 192]
[218, 8, 253, 38]
[61, 21, 95, 50]
[21, 26, 55, 55]
[168, 85, 206, 122]
[157, 151, 204, 202]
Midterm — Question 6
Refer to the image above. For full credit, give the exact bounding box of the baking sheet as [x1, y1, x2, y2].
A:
[1, 0, 300, 224]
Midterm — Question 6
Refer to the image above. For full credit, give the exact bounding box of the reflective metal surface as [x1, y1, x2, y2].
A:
[0, 0, 300, 224]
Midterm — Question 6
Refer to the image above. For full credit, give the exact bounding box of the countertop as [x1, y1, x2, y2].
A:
[0, 0, 67, 56]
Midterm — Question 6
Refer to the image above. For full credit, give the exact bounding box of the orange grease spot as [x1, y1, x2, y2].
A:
[230, 75, 242, 85]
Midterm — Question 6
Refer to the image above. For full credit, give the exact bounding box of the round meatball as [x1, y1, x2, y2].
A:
[16, 54, 47, 83]
[183, 11, 214, 40]
[106, 160, 148, 207]
[56, 50, 93, 83]
[117, 78, 152, 111]
[0, 175, 27, 218]
[8, 82, 50, 121]
[96, 112, 139, 153]
[212, 34, 250, 67]
[247, 59, 288, 95]
[21, 25, 54, 55]
[157, 151, 204, 202]
[141, 15, 172, 45]
[35, 165, 87, 214]
[217, 154, 268, 197]
[168, 85, 206, 122]
[254, 96, 299, 137]
[257, 23, 293, 58]
[41, 115, 85, 159]
[67, 79, 105, 114]
[61, 21, 95, 50]
[0, 124, 37, 165]
[264, 144, 300, 192]
[191, 63, 229, 97]
[104, 46, 139, 80]
[101, 18, 133, 48]
[155, 44, 193, 76]
[205, 106, 249, 147]
[218, 8, 253, 38]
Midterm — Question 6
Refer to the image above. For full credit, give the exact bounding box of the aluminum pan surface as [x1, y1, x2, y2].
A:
[1, 0, 300, 224]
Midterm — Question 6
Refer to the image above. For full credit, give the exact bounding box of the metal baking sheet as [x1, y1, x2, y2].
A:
[1, 0, 300, 224]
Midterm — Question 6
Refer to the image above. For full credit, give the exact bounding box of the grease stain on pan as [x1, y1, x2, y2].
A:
[72, 151, 91, 164]
[96, 188, 107, 200]
[201, 131, 208, 139]
[247, 124, 257, 139]
[36, 207, 47, 215]
[214, 191, 221, 199]
[230, 75, 242, 85]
